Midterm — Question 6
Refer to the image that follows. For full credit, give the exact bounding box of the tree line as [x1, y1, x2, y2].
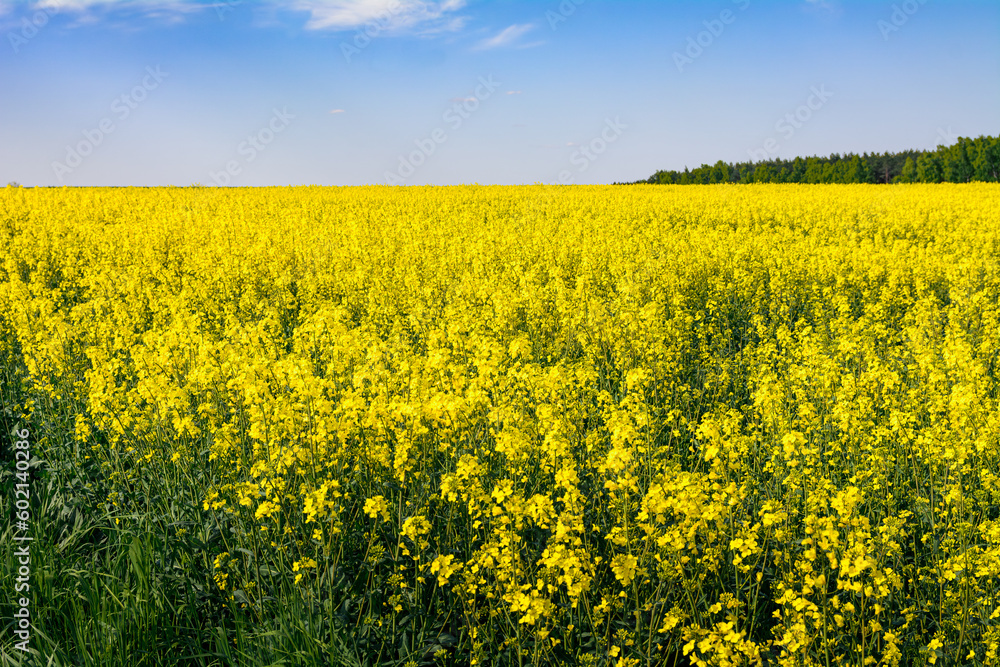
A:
[629, 134, 999, 185]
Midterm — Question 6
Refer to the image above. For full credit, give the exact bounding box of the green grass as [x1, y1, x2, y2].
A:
[1, 359, 376, 667]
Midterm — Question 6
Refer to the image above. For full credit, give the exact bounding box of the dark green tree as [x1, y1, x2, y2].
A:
[916, 154, 943, 183]
[803, 158, 824, 184]
[943, 140, 974, 183]
[632, 135, 998, 185]
[754, 163, 775, 183]
[895, 157, 918, 183]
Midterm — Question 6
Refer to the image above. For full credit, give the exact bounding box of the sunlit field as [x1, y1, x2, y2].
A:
[3, 184, 1000, 666]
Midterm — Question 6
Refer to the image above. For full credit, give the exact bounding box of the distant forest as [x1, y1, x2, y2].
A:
[631, 134, 999, 185]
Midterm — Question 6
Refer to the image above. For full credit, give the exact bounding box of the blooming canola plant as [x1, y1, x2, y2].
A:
[1, 183, 999, 665]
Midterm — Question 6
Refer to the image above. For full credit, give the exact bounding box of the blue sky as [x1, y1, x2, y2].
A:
[1, 0, 997, 186]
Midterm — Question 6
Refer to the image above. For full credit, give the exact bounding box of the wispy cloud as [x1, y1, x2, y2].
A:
[289, 0, 467, 33]
[2, 0, 469, 33]
[474, 23, 535, 50]
[31, 0, 206, 15]
[0, 0, 217, 29]
[330, 108, 346, 113]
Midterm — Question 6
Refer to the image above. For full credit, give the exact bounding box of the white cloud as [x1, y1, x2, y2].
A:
[0, 0, 214, 28]
[288, 0, 467, 33]
[32, 0, 205, 14]
[330, 108, 346, 113]
[3, 0, 468, 33]
[474, 23, 535, 50]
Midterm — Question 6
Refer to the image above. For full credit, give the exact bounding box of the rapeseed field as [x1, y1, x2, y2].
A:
[2, 184, 1000, 666]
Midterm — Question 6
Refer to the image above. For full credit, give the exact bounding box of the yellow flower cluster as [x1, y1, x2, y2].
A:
[2, 183, 1000, 665]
